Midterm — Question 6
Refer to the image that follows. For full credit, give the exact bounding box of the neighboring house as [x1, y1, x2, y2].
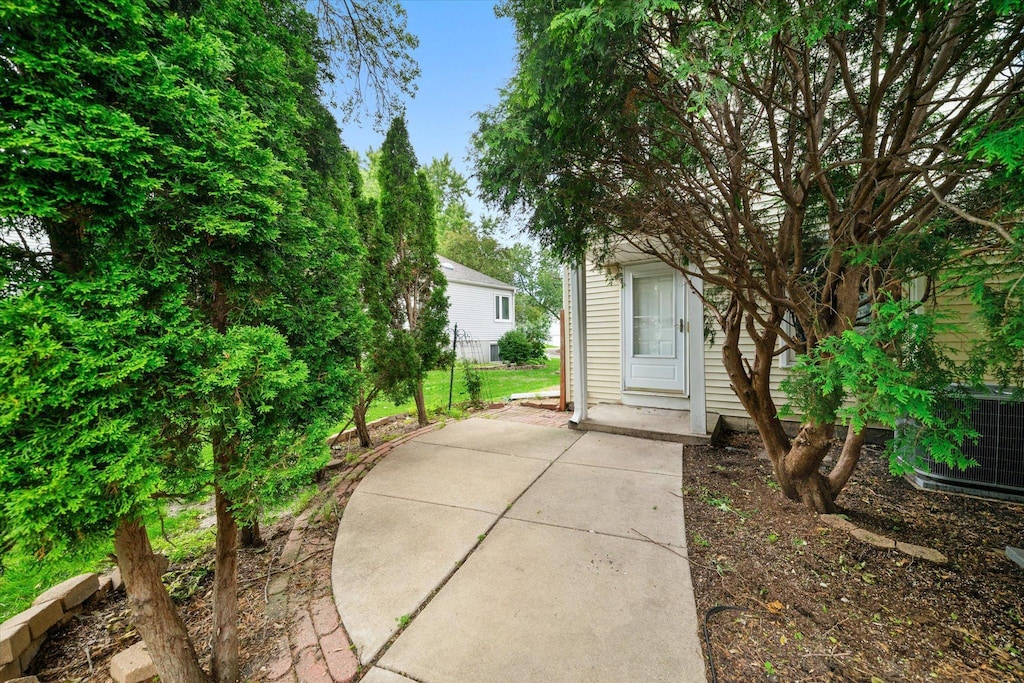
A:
[439, 256, 515, 362]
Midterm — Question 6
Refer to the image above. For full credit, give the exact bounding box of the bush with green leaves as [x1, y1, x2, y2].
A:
[462, 359, 484, 406]
[498, 328, 546, 365]
[781, 298, 977, 475]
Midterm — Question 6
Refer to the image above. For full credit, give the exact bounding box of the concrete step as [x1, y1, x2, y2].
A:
[569, 404, 721, 445]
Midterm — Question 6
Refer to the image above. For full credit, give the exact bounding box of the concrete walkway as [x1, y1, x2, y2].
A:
[332, 414, 706, 683]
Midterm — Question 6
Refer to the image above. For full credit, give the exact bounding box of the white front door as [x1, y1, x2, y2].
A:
[623, 262, 687, 393]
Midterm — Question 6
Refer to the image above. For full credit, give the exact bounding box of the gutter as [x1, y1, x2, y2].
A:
[569, 264, 588, 425]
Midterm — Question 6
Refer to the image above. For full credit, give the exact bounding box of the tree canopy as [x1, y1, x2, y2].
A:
[425, 159, 562, 335]
[0, 0, 411, 679]
[377, 117, 450, 426]
[475, 0, 1024, 511]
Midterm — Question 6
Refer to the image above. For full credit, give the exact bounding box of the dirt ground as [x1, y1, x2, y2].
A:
[25, 416, 1024, 682]
[685, 431, 1024, 682]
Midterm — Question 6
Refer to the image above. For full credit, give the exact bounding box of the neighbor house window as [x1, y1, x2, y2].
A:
[495, 294, 510, 321]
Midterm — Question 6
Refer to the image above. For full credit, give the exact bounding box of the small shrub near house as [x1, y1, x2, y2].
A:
[462, 359, 484, 406]
[497, 328, 546, 365]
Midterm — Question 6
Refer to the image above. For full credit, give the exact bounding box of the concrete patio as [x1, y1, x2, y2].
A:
[331, 416, 706, 682]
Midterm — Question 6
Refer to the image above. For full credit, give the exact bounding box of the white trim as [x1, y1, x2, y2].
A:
[779, 312, 800, 368]
[494, 293, 511, 321]
[620, 261, 688, 395]
[686, 276, 707, 434]
[570, 265, 588, 424]
[908, 276, 927, 310]
[621, 391, 690, 410]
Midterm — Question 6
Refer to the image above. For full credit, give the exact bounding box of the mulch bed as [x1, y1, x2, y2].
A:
[30, 527, 289, 682]
[685, 431, 1024, 682]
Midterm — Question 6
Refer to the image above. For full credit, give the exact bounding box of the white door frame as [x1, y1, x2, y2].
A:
[619, 261, 708, 434]
[622, 262, 688, 395]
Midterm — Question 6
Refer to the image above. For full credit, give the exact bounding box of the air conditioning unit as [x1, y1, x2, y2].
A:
[903, 387, 1024, 503]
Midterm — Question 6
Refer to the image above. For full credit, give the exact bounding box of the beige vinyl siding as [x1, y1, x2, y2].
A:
[584, 262, 623, 404]
[930, 286, 979, 364]
[703, 329, 789, 419]
[704, 283, 995, 420]
[563, 261, 624, 405]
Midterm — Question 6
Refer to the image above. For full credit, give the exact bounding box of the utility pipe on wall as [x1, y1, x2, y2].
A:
[569, 264, 588, 425]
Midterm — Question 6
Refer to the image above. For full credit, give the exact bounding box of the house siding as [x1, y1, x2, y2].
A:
[703, 331, 789, 420]
[704, 285, 990, 422]
[447, 280, 515, 362]
[930, 286, 978, 364]
[567, 248, 1004, 430]
[584, 262, 623, 404]
[564, 261, 623, 405]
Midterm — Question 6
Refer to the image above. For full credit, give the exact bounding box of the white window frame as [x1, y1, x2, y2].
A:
[495, 294, 511, 321]
[779, 311, 803, 368]
[779, 297, 875, 368]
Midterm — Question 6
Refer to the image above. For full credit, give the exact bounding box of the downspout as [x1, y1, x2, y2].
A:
[570, 264, 588, 425]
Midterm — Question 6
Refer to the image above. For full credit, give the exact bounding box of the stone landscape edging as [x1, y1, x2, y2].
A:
[0, 570, 122, 682]
[818, 513, 950, 564]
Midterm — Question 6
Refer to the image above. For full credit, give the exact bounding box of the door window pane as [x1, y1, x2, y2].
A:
[633, 274, 675, 357]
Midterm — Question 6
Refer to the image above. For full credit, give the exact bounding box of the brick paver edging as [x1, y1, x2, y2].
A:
[263, 422, 440, 683]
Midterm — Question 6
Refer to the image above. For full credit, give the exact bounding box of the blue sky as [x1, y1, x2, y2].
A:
[335, 1, 517, 220]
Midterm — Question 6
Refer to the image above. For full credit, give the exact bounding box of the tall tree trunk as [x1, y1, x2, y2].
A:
[719, 298, 841, 513]
[114, 519, 210, 683]
[239, 519, 262, 548]
[414, 380, 428, 426]
[211, 430, 239, 683]
[784, 421, 839, 513]
[212, 482, 239, 683]
[353, 402, 372, 448]
[828, 427, 866, 499]
[208, 260, 239, 682]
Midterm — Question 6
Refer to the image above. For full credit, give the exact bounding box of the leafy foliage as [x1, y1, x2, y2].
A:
[0, 0, 400, 675]
[476, 0, 1024, 511]
[428, 160, 562, 331]
[781, 299, 977, 474]
[461, 360, 484, 407]
[373, 117, 449, 425]
[498, 328, 546, 365]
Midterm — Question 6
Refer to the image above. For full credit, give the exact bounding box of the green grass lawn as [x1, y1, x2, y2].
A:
[0, 487, 313, 621]
[355, 357, 561, 426]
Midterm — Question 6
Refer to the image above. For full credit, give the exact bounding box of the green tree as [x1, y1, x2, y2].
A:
[439, 217, 514, 282]
[507, 243, 562, 333]
[439, 221, 562, 335]
[425, 153, 473, 237]
[349, 158, 417, 447]
[0, 0, 388, 680]
[475, 0, 1023, 512]
[425, 159, 563, 335]
[377, 117, 450, 426]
